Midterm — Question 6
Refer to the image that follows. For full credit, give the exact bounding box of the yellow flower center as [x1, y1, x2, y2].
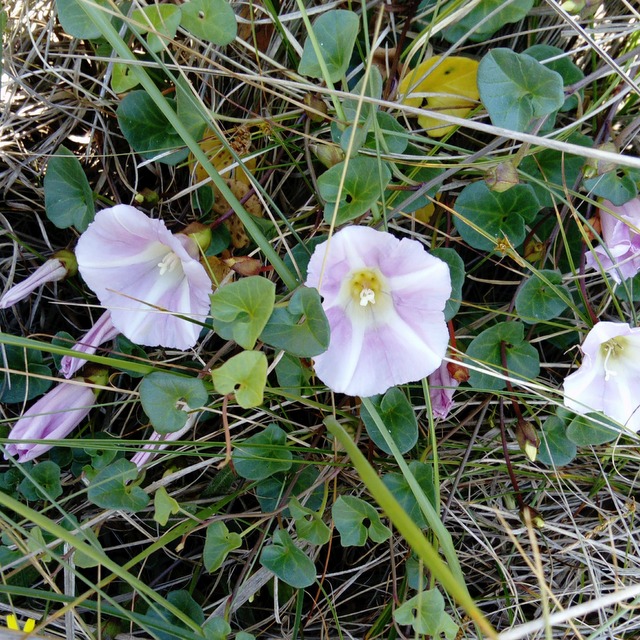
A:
[349, 269, 384, 307]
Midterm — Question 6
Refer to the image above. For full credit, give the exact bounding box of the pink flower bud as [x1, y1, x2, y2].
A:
[428, 360, 460, 419]
[585, 197, 640, 283]
[0, 250, 77, 309]
[5, 378, 101, 463]
[60, 311, 120, 378]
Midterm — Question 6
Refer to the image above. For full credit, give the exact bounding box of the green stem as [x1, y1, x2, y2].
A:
[361, 396, 463, 584]
[325, 416, 498, 639]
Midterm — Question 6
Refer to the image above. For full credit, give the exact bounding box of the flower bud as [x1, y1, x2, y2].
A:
[4, 373, 107, 463]
[134, 188, 160, 206]
[515, 419, 540, 463]
[60, 311, 119, 379]
[223, 255, 264, 277]
[524, 239, 545, 263]
[310, 144, 345, 169]
[485, 162, 519, 192]
[520, 504, 544, 528]
[0, 250, 77, 309]
[182, 222, 212, 253]
[446, 359, 470, 383]
[583, 142, 618, 179]
[303, 93, 328, 122]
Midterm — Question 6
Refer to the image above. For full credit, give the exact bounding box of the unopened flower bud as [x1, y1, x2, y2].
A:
[303, 93, 328, 122]
[4, 372, 107, 463]
[446, 359, 469, 383]
[310, 144, 345, 169]
[515, 419, 540, 462]
[0, 249, 77, 309]
[584, 142, 618, 179]
[524, 239, 545, 263]
[520, 504, 544, 529]
[561, 0, 598, 17]
[60, 311, 119, 379]
[182, 222, 212, 253]
[134, 188, 160, 206]
[486, 162, 519, 192]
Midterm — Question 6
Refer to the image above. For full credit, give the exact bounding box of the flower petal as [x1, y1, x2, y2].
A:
[586, 198, 640, 283]
[76, 205, 212, 349]
[306, 226, 451, 396]
[563, 321, 640, 432]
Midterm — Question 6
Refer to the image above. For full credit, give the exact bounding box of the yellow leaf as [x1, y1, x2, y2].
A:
[190, 126, 264, 248]
[191, 127, 255, 186]
[399, 56, 479, 137]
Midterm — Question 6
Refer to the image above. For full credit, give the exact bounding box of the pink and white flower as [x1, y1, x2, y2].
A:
[60, 311, 120, 378]
[305, 226, 451, 397]
[563, 321, 640, 432]
[0, 250, 76, 309]
[585, 198, 640, 283]
[75, 205, 212, 349]
[4, 379, 100, 463]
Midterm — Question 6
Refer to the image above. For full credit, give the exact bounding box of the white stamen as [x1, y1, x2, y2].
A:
[157, 252, 180, 276]
[603, 343, 618, 382]
[360, 287, 376, 306]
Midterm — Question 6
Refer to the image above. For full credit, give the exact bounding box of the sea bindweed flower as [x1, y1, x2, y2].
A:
[60, 311, 120, 378]
[4, 371, 107, 463]
[75, 205, 213, 350]
[563, 321, 640, 432]
[0, 249, 77, 309]
[305, 226, 451, 397]
[585, 197, 640, 283]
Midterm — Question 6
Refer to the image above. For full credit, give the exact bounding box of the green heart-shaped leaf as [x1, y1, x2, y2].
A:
[87, 459, 150, 512]
[515, 269, 571, 323]
[211, 276, 276, 349]
[44, 146, 95, 231]
[454, 181, 541, 251]
[478, 48, 565, 132]
[211, 350, 267, 408]
[180, 0, 237, 45]
[466, 321, 540, 391]
[332, 495, 391, 547]
[232, 423, 292, 481]
[319, 157, 391, 225]
[298, 10, 359, 83]
[203, 521, 242, 572]
[139, 372, 208, 434]
[361, 387, 418, 455]
[116, 91, 188, 165]
[260, 529, 316, 588]
[260, 287, 329, 357]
